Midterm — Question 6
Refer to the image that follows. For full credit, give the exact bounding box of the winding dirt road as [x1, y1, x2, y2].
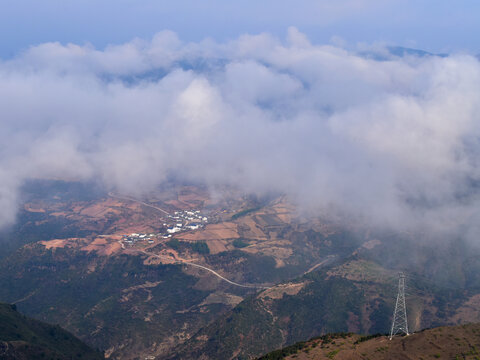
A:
[140, 250, 271, 289]
[110, 193, 271, 288]
[303, 255, 338, 275]
[108, 192, 169, 215]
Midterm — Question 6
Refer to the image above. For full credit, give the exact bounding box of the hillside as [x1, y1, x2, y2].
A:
[2, 181, 480, 359]
[258, 323, 480, 359]
[0, 182, 363, 359]
[168, 253, 480, 359]
[0, 302, 104, 360]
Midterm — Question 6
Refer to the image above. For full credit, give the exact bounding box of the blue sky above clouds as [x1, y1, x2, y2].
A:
[1, 0, 479, 57]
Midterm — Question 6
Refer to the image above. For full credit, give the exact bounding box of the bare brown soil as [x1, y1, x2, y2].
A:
[237, 217, 269, 240]
[279, 323, 480, 360]
[206, 240, 229, 254]
[163, 199, 191, 209]
[24, 204, 46, 213]
[40, 239, 70, 249]
[34, 185, 308, 268]
[452, 294, 480, 325]
[178, 222, 240, 241]
[81, 238, 122, 256]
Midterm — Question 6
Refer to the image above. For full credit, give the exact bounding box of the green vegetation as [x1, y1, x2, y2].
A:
[207, 250, 302, 283]
[0, 180, 107, 259]
[231, 207, 261, 220]
[0, 246, 221, 358]
[3, 181, 480, 360]
[256, 340, 307, 360]
[326, 349, 340, 358]
[314, 332, 352, 343]
[166, 238, 181, 249]
[232, 239, 249, 248]
[0, 211, 92, 260]
[175, 296, 283, 360]
[0, 302, 103, 359]
[256, 333, 352, 360]
[167, 238, 210, 254]
[173, 266, 367, 359]
[274, 272, 365, 345]
[189, 241, 210, 254]
[354, 333, 383, 344]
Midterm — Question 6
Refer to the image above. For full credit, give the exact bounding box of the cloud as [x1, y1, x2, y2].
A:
[1, 29, 480, 240]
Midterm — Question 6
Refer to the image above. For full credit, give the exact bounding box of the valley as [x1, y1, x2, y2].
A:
[3, 4, 480, 359]
[0, 180, 480, 359]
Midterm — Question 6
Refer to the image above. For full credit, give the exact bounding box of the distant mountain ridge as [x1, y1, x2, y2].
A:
[359, 45, 449, 61]
[0, 302, 104, 360]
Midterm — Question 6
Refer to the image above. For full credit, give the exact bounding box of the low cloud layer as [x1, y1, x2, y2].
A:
[1, 28, 480, 237]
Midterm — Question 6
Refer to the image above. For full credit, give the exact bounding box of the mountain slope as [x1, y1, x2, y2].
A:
[259, 322, 480, 359]
[0, 302, 104, 360]
[3, 182, 480, 359]
[168, 254, 479, 359]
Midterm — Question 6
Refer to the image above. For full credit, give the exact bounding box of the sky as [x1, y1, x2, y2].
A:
[1, 0, 480, 58]
[1, 1, 480, 242]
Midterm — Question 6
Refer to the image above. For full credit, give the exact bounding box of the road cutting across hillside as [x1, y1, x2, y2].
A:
[108, 192, 170, 215]
[140, 250, 271, 289]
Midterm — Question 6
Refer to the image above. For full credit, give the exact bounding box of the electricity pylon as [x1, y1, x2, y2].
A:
[390, 272, 409, 340]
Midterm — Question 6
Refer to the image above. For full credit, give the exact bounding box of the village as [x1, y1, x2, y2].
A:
[121, 209, 209, 247]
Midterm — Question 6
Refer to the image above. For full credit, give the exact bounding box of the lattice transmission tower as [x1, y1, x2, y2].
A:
[389, 272, 409, 340]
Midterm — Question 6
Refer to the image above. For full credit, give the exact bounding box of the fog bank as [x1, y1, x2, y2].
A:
[1, 28, 480, 238]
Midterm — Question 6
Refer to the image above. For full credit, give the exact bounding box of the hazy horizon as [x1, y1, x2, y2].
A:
[1, 1, 479, 58]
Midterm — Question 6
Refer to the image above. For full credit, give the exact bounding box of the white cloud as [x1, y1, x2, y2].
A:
[0, 29, 479, 240]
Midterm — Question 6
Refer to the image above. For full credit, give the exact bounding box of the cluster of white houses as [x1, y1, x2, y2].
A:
[165, 210, 208, 234]
[121, 209, 209, 247]
[122, 233, 156, 245]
